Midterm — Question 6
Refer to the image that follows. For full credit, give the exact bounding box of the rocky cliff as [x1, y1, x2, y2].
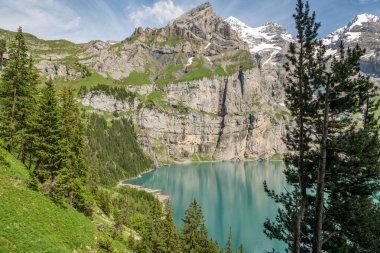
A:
[82, 69, 287, 164]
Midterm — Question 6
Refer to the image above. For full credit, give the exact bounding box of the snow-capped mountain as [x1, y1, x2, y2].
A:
[323, 13, 380, 80]
[227, 14, 380, 83]
[323, 14, 380, 52]
[225, 16, 293, 71]
[226, 16, 292, 54]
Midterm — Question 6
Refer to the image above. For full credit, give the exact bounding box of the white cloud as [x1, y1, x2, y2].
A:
[0, 0, 81, 39]
[129, 0, 185, 28]
[0, 0, 133, 43]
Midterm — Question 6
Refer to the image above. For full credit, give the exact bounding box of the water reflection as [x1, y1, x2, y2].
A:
[128, 161, 287, 253]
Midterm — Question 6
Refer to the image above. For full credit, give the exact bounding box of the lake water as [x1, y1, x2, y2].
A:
[127, 161, 287, 253]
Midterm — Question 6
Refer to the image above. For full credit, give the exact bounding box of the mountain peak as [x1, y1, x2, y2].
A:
[171, 2, 214, 25]
[349, 13, 379, 29]
[225, 16, 246, 26]
[263, 22, 283, 28]
[165, 3, 248, 54]
[324, 13, 380, 47]
[225, 15, 293, 68]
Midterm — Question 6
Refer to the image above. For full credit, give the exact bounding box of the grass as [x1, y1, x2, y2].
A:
[53, 72, 115, 91]
[0, 147, 98, 253]
[158, 35, 184, 46]
[156, 64, 184, 86]
[122, 70, 152, 86]
[215, 64, 228, 76]
[215, 50, 255, 76]
[144, 90, 171, 109]
[175, 57, 213, 83]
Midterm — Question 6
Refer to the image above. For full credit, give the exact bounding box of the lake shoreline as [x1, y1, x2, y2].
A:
[123, 183, 170, 204]
[121, 158, 284, 183]
[119, 159, 284, 204]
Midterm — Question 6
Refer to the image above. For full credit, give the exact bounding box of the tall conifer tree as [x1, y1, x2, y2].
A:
[315, 44, 380, 252]
[264, 1, 321, 252]
[32, 78, 66, 195]
[163, 203, 181, 253]
[181, 199, 210, 253]
[0, 27, 38, 158]
[58, 86, 92, 215]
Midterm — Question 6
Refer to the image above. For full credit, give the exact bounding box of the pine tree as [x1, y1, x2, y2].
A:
[163, 203, 181, 253]
[22, 56, 39, 165]
[0, 27, 38, 159]
[58, 86, 92, 215]
[264, 1, 321, 252]
[32, 78, 66, 202]
[181, 199, 210, 253]
[225, 227, 233, 253]
[0, 39, 6, 71]
[136, 201, 165, 253]
[318, 45, 380, 251]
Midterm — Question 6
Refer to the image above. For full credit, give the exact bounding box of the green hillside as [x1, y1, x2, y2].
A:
[0, 147, 99, 253]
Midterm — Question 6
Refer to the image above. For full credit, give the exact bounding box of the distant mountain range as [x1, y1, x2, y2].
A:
[226, 13, 380, 83]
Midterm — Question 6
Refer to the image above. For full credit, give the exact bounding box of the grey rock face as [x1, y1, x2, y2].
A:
[82, 70, 286, 163]
[36, 60, 82, 78]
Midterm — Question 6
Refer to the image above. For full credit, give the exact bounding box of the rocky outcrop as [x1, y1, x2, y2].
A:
[82, 70, 286, 163]
[35, 60, 82, 78]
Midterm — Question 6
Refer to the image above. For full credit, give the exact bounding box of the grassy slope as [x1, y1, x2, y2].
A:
[54, 72, 116, 91]
[0, 147, 98, 253]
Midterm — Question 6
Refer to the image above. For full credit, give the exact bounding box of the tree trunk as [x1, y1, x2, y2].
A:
[313, 74, 330, 253]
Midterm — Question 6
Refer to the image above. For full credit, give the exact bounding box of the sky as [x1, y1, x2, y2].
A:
[0, 0, 379, 43]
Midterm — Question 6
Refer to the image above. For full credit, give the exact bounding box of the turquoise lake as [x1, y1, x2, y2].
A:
[127, 161, 286, 253]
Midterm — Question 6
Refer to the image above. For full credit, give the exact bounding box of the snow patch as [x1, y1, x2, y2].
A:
[185, 57, 194, 67]
[262, 51, 278, 66]
[251, 42, 281, 53]
[325, 48, 338, 56]
[350, 13, 379, 29]
[346, 32, 361, 42]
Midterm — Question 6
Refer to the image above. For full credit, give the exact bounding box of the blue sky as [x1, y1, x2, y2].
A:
[0, 0, 379, 43]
